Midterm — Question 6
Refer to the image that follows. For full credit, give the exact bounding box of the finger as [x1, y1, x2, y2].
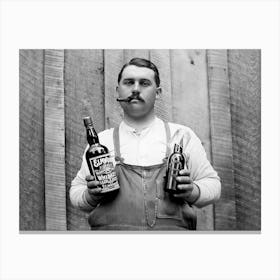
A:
[176, 184, 194, 192]
[87, 180, 101, 189]
[88, 187, 103, 195]
[178, 169, 190, 176]
[176, 176, 192, 184]
[173, 192, 191, 199]
[85, 175, 95, 181]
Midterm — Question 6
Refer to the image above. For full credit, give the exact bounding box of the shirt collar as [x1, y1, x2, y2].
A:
[120, 116, 160, 135]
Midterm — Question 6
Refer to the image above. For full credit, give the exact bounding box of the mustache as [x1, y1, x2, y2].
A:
[116, 93, 144, 103]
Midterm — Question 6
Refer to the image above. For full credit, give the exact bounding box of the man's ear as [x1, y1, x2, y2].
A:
[155, 87, 162, 99]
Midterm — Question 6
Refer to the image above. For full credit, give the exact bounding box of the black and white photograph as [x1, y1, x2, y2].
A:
[1, 1, 280, 280]
[19, 49, 261, 232]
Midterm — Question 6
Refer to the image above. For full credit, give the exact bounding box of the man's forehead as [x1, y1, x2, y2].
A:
[121, 65, 155, 80]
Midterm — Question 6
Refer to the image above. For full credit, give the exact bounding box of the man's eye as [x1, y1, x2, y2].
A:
[123, 80, 134, 85]
[141, 81, 151, 86]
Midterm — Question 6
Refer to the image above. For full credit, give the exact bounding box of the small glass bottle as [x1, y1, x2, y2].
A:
[83, 116, 120, 193]
[165, 143, 186, 194]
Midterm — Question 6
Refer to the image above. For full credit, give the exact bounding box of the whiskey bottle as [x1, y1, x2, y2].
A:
[83, 116, 120, 193]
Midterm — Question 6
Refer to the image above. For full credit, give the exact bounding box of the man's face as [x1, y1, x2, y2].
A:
[116, 65, 161, 119]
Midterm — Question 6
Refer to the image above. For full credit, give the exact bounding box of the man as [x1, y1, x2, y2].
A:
[70, 57, 221, 230]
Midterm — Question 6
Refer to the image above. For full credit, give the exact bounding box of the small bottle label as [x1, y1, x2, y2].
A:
[89, 153, 120, 193]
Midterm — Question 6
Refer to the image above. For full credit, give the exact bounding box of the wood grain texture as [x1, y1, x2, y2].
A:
[64, 49, 105, 230]
[104, 49, 125, 128]
[124, 49, 150, 62]
[19, 49, 46, 230]
[228, 50, 261, 230]
[150, 49, 172, 122]
[44, 49, 67, 230]
[207, 49, 236, 230]
[171, 49, 213, 230]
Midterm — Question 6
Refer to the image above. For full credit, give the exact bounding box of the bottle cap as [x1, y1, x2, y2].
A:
[83, 116, 93, 127]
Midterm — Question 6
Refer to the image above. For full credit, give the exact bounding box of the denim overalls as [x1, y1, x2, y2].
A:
[88, 122, 197, 230]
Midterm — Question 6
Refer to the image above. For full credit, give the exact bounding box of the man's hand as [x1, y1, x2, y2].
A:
[173, 169, 200, 204]
[84, 175, 104, 207]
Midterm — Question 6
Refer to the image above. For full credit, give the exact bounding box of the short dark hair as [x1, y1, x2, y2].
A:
[117, 57, 160, 87]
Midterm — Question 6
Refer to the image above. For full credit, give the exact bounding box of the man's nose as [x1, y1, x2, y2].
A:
[132, 82, 140, 93]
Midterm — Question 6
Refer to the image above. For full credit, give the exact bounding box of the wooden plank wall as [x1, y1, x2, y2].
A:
[64, 50, 105, 230]
[19, 49, 261, 231]
[207, 50, 236, 230]
[44, 50, 67, 230]
[228, 50, 261, 230]
[19, 50, 46, 230]
[171, 50, 213, 229]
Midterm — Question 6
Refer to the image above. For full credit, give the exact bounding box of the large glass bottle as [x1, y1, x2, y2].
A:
[83, 116, 120, 193]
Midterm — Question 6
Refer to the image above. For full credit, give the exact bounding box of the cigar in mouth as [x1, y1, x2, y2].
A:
[116, 97, 132, 102]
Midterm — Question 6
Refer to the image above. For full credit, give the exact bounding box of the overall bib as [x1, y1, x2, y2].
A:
[88, 122, 197, 230]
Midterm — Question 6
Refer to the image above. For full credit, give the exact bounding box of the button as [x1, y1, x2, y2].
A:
[133, 130, 141, 136]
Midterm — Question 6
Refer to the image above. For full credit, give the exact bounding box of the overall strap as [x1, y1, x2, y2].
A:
[113, 125, 124, 163]
[164, 121, 171, 158]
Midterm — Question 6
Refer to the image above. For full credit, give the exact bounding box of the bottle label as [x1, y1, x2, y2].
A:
[89, 153, 120, 193]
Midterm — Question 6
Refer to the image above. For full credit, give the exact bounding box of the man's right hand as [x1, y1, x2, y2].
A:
[84, 175, 104, 207]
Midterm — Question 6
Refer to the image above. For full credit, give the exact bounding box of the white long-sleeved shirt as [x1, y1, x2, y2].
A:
[70, 117, 221, 211]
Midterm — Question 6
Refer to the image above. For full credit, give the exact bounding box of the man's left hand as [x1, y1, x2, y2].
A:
[173, 169, 200, 204]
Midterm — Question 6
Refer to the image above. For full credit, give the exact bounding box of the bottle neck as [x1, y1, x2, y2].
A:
[86, 126, 99, 145]
[174, 143, 183, 153]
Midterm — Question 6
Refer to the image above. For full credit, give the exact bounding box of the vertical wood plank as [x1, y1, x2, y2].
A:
[150, 49, 172, 122]
[64, 49, 104, 230]
[44, 49, 67, 230]
[19, 49, 45, 230]
[171, 49, 214, 230]
[124, 49, 150, 61]
[228, 50, 261, 230]
[207, 49, 236, 230]
[104, 49, 125, 128]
